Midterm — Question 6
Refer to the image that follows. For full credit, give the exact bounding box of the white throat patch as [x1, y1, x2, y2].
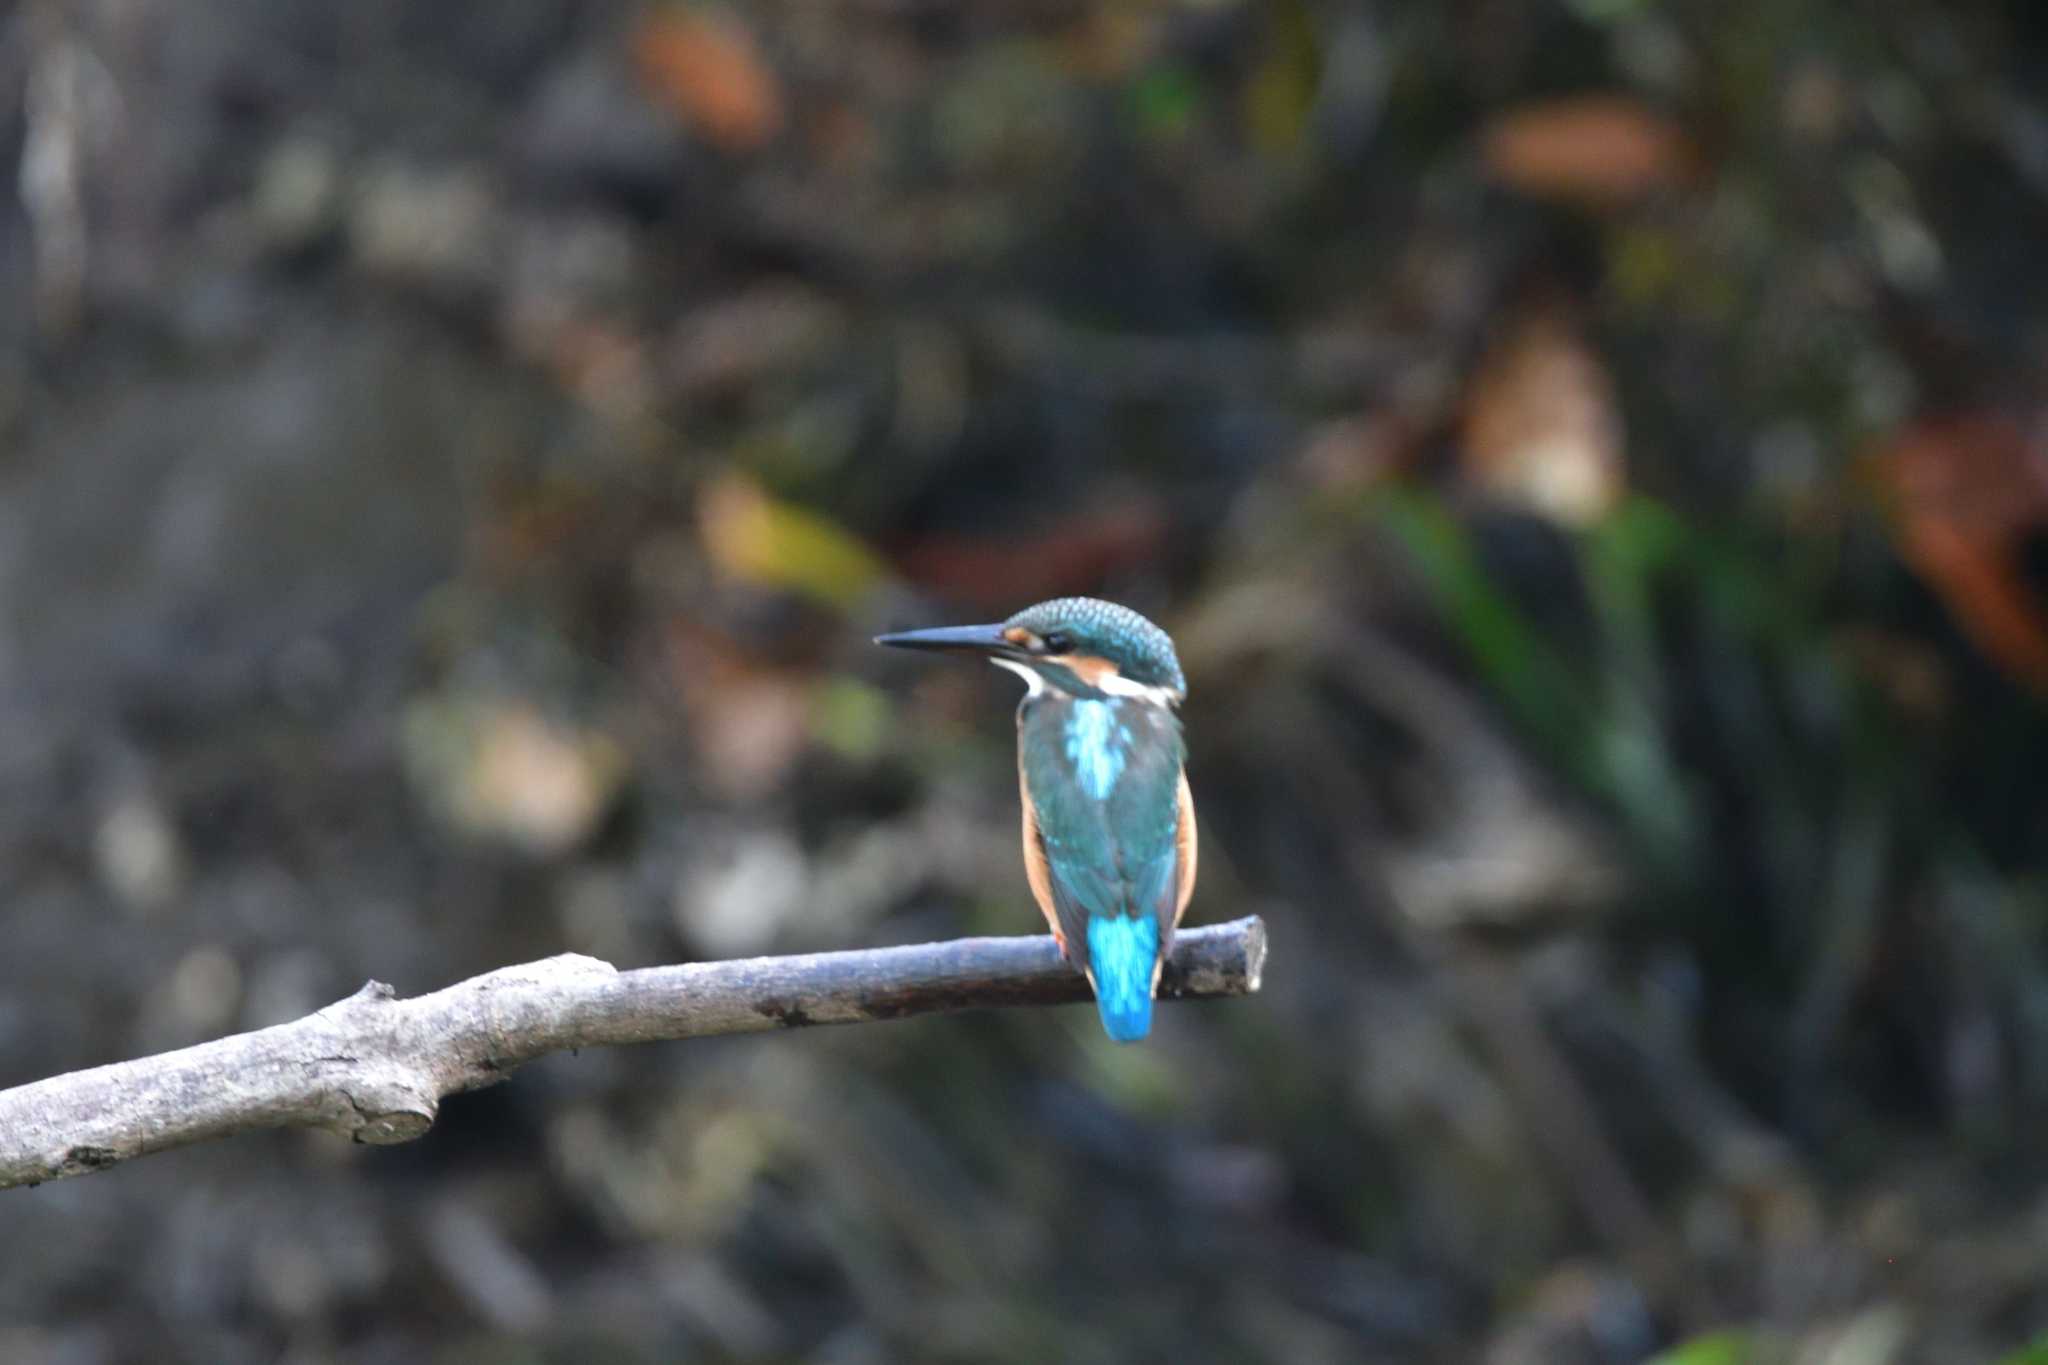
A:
[991, 657, 1046, 696]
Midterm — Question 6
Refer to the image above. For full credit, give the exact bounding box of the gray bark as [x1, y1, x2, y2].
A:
[0, 916, 1266, 1189]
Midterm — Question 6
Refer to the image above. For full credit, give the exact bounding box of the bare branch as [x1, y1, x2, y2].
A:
[0, 917, 1266, 1190]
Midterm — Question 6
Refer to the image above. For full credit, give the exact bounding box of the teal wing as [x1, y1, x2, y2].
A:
[1018, 697, 1186, 972]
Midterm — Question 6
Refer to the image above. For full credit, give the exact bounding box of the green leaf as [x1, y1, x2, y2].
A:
[1561, 0, 1655, 24]
[1131, 66, 1202, 138]
[1376, 488, 1593, 769]
[810, 676, 893, 762]
[1645, 1330, 1754, 1365]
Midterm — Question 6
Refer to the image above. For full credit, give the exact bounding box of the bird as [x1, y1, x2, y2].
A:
[876, 597, 1196, 1042]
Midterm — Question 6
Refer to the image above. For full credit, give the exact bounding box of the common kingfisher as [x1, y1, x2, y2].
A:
[877, 597, 1197, 1042]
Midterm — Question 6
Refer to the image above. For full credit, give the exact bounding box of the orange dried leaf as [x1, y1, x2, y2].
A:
[1479, 96, 1694, 207]
[1873, 413, 2048, 693]
[633, 8, 783, 152]
[1901, 523, 2048, 694]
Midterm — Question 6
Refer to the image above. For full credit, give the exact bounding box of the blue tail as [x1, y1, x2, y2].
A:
[1086, 915, 1160, 1042]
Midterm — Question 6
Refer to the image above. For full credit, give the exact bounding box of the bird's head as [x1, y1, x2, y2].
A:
[876, 596, 1185, 703]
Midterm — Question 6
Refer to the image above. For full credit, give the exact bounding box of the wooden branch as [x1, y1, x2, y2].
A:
[0, 917, 1266, 1190]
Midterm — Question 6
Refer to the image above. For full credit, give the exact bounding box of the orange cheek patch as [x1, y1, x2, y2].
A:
[1003, 627, 1035, 648]
[1047, 654, 1120, 687]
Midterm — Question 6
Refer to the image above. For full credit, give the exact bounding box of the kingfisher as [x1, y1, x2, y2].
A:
[876, 597, 1196, 1042]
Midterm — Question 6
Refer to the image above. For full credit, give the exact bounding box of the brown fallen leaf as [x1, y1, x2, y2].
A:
[1058, 9, 1161, 82]
[667, 283, 846, 398]
[660, 617, 815, 799]
[887, 498, 1169, 612]
[468, 478, 600, 580]
[1296, 412, 1419, 495]
[544, 320, 655, 419]
[805, 101, 880, 175]
[632, 7, 783, 153]
[1479, 95, 1695, 208]
[402, 697, 627, 857]
[1834, 627, 1951, 722]
[1459, 299, 1625, 526]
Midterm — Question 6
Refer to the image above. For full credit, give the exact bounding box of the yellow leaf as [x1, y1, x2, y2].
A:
[1243, 0, 1320, 154]
[698, 471, 885, 608]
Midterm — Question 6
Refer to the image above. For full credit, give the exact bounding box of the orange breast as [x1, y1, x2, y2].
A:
[1018, 766, 1068, 953]
[1173, 771, 1198, 926]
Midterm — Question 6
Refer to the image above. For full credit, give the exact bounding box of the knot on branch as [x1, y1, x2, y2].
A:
[335, 1075, 439, 1145]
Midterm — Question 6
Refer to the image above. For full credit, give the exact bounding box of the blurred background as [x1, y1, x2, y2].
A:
[5, 1, 2048, 1361]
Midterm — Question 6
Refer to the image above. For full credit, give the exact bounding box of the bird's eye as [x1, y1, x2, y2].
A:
[1040, 631, 1073, 654]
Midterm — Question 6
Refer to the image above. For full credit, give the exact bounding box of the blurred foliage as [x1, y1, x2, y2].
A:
[4, 0, 2048, 1362]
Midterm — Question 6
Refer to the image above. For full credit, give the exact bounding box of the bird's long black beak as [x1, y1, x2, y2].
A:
[873, 622, 1016, 656]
